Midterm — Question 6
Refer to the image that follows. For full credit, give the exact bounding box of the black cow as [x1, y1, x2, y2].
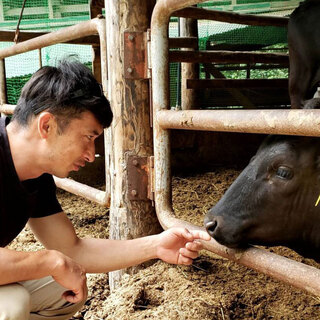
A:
[204, 135, 320, 259]
[288, 0, 320, 108]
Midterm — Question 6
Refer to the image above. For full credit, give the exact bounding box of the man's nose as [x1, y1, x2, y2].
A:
[84, 142, 96, 163]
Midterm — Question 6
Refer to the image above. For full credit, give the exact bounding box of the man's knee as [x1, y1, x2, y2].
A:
[24, 277, 87, 320]
[0, 283, 30, 320]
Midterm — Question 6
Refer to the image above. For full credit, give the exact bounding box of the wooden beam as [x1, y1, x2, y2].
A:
[187, 78, 288, 89]
[197, 89, 290, 107]
[0, 30, 100, 45]
[197, 0, 300, 14]
[174, 7, 289, 27]
[203, 63, 255, 109]
[0, 16, 90, 31]
[5, 4, 89, 18]
[202, 64, 287, 72]
[170, 50, 289, 65]
[6, 7, 48, 17]
[169, 37, 198, 49]
[51, 4, 89, 14]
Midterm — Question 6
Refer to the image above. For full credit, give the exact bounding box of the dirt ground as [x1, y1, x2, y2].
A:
[9, 168, 320, 320]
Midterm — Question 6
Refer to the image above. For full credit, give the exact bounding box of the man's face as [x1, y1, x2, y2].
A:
[46, 111, 104, 178]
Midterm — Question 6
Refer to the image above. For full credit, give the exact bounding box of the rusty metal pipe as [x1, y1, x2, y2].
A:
[0, 18, 110, 207]
[151, 0, 320, 297]
[0, 104, 14, 114]
[0, 18, 104, 59]
[53, 177, 110, 207]
[154, 179, 320, 297]
[161, 214, 320, 297]
[0, 17, 107, 96]
[151, 0, 207, 224]
[157, 109, 320, 136]
[187, 78, 288, 89]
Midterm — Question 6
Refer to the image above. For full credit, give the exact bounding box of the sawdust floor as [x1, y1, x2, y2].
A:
[9, 168, 320, 320]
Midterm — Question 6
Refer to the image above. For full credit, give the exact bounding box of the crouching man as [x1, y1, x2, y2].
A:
[0, 58, 210, 319]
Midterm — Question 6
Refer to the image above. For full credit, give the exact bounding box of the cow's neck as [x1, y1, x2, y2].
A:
[292, 207, 320, 260]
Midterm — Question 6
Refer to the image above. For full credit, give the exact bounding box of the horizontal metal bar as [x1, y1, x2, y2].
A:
[187, 78, 288, 89]
[0, 18, 102, 59]
[174, 7, 289, 27]
[53, 176, 110, 207]
[169, 50, 289, 65]
[157, 213, 320, 297]
[0, 104, 15, 114]
[156, 109, 320, 136]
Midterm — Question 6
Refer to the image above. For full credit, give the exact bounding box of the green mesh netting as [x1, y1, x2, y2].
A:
[0, 0, 92, 104]
[0, 0, 297, 107]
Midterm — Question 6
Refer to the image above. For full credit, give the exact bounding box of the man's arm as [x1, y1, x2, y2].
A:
[0, 247, 87, 303]
[28, 211, 211, 273]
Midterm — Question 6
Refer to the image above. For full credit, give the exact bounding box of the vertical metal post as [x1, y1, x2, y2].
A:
[150, 0, 320, 299]
[179, 10, 199, 110]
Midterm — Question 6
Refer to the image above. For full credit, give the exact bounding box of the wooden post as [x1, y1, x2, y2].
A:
[0, 59, 7, 117]
[48, 0, 61, 19]
[105, 0, 161, 291]
[0, 1, 4, 22]
[179, 14, 199, 110]
[90, 0, 104, 155]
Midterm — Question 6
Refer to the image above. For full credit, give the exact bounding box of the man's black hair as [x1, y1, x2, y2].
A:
[12, 58, 113, 131]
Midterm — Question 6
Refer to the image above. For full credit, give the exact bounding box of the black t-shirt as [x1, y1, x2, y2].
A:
[0, 117, 62, 247]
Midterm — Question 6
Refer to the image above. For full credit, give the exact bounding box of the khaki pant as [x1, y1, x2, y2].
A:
[0, 276, 86, 320]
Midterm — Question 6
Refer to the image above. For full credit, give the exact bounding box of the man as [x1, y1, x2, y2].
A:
[0, 59, 210, 319]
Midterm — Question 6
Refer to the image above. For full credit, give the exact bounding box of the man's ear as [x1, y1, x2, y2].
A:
[37, 112, 56, 139]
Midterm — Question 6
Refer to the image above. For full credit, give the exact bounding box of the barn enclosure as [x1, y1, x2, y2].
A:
[1, 0, 320, 305]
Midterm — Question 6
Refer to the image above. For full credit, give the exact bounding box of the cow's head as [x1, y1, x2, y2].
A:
[204, 135, 320, 250]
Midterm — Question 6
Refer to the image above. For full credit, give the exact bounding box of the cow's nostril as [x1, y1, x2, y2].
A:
[206, 220, 217, 237]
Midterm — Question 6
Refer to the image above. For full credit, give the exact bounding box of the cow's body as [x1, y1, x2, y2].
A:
[288, 0, 320, 108]
[204, 135, 320, 259]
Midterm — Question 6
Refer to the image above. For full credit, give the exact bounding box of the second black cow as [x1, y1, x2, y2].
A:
[204, 135, 320, 259]
[288, 0, 320, 108]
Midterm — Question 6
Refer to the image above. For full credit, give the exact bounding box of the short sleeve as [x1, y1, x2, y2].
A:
[26, 174, 63, 218]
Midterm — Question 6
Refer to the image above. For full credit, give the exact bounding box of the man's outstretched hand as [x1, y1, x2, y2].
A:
[156, 227, 211, 265]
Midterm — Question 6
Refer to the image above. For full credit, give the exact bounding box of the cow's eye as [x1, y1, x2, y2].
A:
[276, 166, 294, 180]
